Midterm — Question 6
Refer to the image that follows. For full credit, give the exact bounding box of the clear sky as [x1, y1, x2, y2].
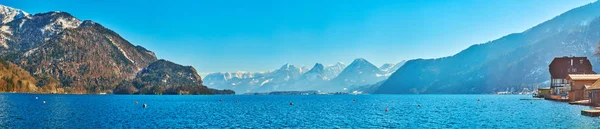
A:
[2, 0, 597, 74]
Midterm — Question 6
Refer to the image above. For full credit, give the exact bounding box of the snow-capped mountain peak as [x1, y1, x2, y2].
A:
[0, 5, 30, 24]
[324, 62, 346, 79]
[0, 5, 29, 24]
[307, 63, 325, 73]
[332, 58, 385, 86]
[300, 63, 327, 81]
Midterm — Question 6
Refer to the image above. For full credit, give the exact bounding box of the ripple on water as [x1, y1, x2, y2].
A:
[0, 94, 599, 128]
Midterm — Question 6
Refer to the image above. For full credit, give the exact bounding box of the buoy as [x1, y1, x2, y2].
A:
[35, 97, 38, 100]
[290, 101, 293, 106]
[143, 104, 147, 108]
[135, 101, 139, 104]
[385, 107, 389, 112]
[42, 101, 46, 104]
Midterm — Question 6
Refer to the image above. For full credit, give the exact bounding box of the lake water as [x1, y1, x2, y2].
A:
[0, 94, 598, 128]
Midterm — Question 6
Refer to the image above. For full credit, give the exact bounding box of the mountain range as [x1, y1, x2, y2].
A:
[375, 1, 600, 94]
[0, 5, 233, 94]
[203, 58, 405, 93]
[5, 1, 596, 95]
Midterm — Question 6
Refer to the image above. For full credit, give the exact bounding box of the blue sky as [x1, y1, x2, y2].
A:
[2, 0, 596, 74]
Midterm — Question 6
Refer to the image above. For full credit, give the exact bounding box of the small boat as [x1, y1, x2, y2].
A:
[143, 104, 147, 108]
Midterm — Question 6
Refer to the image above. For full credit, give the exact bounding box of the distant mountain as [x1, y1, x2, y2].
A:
[204, 59, 395, 93]
[379, 60, 407, 76]
[202, 71, 269, 93]
[299, 63, 327, 81]
[376, 1, 600, 94]
[0, 5, 232, 94]
[202, 64, 308, 93]
[331, 58, 386, 87]
[250, 64, 306, 92]
[324, 62, 346, 79]
[379, 63, 395, 72]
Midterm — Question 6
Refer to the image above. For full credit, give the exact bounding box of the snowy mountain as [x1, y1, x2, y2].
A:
[299, 63, 327, 81]
[324, 62, 346, 79]
[0, 11, 82, 52]
[203, 58, 398, 93]
[202, 64, 308, 93]
[0, 4, 232, 94]
[331, 58, 387, 88]
[0, 5, 29, 24]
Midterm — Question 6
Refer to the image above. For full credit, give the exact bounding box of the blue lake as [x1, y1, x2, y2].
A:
[0, 94, 598, 128]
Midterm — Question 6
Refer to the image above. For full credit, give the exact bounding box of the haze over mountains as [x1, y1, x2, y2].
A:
[203, 58, 405, 93]
[0, 5, 233, 94]
[376, 1, 600, 94]
[205, 1, 600, 94]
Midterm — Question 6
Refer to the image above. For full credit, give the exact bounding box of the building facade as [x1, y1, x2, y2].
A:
[587, 79, 600, 106]
[549, 56, 595, 99]
[566, 74, 600, 102]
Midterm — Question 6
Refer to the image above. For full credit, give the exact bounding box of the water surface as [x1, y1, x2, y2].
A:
[0, 94, 598, 128]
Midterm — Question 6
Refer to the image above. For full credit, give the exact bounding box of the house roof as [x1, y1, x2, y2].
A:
[567, 74, 600, 81]
[549, 57, 595, 78]
[588, 79, 600, 90]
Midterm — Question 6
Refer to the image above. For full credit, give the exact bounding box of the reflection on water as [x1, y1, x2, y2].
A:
[0, 94, 598, 128]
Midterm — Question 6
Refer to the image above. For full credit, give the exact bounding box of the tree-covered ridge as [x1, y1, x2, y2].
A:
[0, 5, 233, 94]
[8, 20, 157, 94]
[0, 58, 37, 92]
[115, 60, 234, 95]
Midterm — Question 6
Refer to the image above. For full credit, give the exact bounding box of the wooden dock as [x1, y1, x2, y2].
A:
[519, 98, 543, 100]
[581, 110, 600, 117]
[569, 100, 591, 106]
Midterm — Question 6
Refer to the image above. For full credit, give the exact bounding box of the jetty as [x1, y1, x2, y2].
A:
[519, 98, 543, 100]
[569, 100, 590, 106]
[581, 110, 600, 117]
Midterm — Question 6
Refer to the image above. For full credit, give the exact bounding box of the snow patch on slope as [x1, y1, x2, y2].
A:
[23, 48, 38, 57]
[106, 36, 135, 65]
[40, 16, 81, 35]
[0, 25, 11, 35]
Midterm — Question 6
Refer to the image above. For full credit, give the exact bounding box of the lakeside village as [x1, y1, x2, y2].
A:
[531, 56, 600, 116]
